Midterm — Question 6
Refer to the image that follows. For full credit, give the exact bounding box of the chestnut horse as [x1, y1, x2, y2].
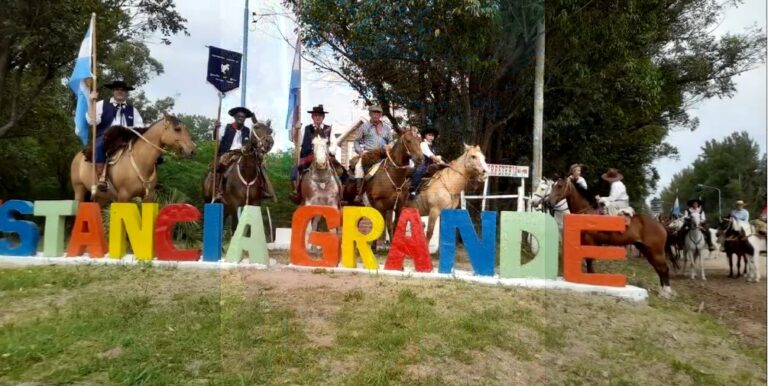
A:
[70, 115, 196, 204]
[202, 122, 274, 229]
[546, 177, 672, 297]
[407, 144, 488, 244]
[343, 130, 424, 245]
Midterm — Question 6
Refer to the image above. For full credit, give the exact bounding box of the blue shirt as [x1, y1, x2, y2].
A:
[731, 208, 749, 221]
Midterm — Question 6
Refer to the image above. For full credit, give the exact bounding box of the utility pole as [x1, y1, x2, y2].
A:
[532, 19, 545, 189]
[241, 0, 249, 106]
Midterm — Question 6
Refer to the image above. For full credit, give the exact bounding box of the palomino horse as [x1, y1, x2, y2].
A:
[299, 135, 342, 250]
[203, 121, 274, 230]
[546, 177, 672, 297]
[344, 130, 424, 246]
[407, 144, 488, 244]
[70, 115, 196, 203]
[681, 212, 708, 280]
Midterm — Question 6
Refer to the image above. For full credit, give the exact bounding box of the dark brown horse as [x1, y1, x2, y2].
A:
[547, 177, 672, 297]
[203, 122, 274, 229]
[343, 130, 424, 245]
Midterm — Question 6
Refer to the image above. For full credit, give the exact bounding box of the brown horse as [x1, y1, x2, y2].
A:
[407, 144, 489, 244]
[202, 121, 274, 229]
[343, 130, 424, 245]
[70, 115, 196, 204]
[546, 177, 672, 297]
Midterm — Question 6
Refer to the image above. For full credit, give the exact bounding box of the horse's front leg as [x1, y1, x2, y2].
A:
[699, 251, 706, 281]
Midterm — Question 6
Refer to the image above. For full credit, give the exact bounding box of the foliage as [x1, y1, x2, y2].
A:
[287, 0, 766, 203]
[658, 131, 766, 217]
[176, 114, 215, 142]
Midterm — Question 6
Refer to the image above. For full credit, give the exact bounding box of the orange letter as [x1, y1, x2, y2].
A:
[563, 214, 626, 287]
[290, 206, 341, 267]
[66, 202, 107, 258]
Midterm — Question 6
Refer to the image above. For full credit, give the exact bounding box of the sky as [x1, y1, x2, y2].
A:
[142, 0, 767, 198]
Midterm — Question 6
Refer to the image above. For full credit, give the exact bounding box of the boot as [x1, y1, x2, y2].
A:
[289, 180, 301, 205]
[260, 164, 277, 202]
[704, 227, 715, 251]
[354, 179, 365, 205]
[213, 175, 224, 202]
[95, 163, 108, 191]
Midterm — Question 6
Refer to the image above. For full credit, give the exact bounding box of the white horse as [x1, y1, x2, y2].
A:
[530, 178, 569, 230]
[682, 212, 709, 280]
[729, 219, 766, 283]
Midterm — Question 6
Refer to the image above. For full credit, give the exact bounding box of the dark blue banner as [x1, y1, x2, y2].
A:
[207, 46, 242, 93]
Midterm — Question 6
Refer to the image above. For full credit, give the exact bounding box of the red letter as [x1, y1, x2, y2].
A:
[290, 206, 341, 267]
[563, 214, 626, 287]
[155, 204, 201, 261]
[385, 208, 432, 272]
[66, 202, 107, 258]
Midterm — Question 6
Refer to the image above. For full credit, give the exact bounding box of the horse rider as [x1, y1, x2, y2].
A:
[597, 168, 630, 215]
[289, 104, 342, 204]
[353, 104, 394, 203]
[730, 199, 752, 238]
[87, 80, 145, 191]
[212, 106, 275, 201]
[683, 198, 715, 251]
[409, 127, 444, 199]
[568, 163, 588, 190]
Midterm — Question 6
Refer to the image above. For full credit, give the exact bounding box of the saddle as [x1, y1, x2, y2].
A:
[82, 125, 147, 163]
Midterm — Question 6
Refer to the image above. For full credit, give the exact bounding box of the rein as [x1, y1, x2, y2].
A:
[127, 141, 157, 198]
[235, 156, 259, 204]
[127, 126, 170, 155]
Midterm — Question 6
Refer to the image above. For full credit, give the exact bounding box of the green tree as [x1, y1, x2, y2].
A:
[659, 132, 767, 217]
[177, 114, 216, 142]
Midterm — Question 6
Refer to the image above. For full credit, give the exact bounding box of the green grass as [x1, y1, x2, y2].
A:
[0, 264, 765, 385]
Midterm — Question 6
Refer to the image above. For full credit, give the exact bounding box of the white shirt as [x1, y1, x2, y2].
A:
[685, 207, 706, 222]
[606, 180, 629, 202]
[571, 176, 587, 190]
[217, 121, 255, 152]
[86, 97, 144, 128]
[420, 141, 435, 159]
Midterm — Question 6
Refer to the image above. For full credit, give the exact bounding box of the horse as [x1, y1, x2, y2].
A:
[681, 212, 708, 280]
[546, 177, 672, 297]
[531, 178, 569, 230]
[343, 129, 424, 247]
[202, 121, 274, 230]
[70, 114, 196, 204]
[407, 144, 489, 244]
[719, 217, 765, 282]
[299, 135, 342, 250]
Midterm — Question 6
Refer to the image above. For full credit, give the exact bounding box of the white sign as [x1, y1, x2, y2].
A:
[486, 164, 529, 178]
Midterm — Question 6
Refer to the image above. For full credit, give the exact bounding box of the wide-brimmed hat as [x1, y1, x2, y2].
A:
[368, 105, 383, 113]
[104, 80, 135, 91]
[569, 163, 583, 174]
[422, 128, 439, 137]
[687, 198, 703, 207]
[307, 104, 329, 115]
[601, 168, 623, 182]
[228, 107, 254, 118]
[735, 200, 746, 206]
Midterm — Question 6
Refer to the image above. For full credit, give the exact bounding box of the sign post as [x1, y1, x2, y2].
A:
[462, 164, 530, 212]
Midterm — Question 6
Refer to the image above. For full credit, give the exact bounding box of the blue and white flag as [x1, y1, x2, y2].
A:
[672, 195, 681, 216]
[67, 15, 95, 145]
[285, 38, 301, 130]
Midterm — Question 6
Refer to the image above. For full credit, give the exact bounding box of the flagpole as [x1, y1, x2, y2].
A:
[89, 13, 98, 196]
[211, 92, 224, 203]
[292, 34, 302, 163]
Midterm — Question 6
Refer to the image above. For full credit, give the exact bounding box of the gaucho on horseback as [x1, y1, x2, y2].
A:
[86, 80, 144, 191]
[352, 104, 394, 204]
[289, 104, 345, 204]
[683, 198, 715, 251]
[211, 106, 275, 202]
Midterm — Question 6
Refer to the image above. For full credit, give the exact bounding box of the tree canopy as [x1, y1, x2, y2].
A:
[287, 0, 765, 204]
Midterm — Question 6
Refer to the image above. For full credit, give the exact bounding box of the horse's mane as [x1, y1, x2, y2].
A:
[569, 178, 599, 209]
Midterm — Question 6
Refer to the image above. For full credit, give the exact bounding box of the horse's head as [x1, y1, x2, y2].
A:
[312, 135, 329, 169]
[462, 144, 489, 183]
[686, 212, 702, 228]
[158, 114, 196, 157]
[244, 121, 274, 155]
[547, 177, 570, 207]
[396, 129, 424, 166]
[531, 178, 553, 207]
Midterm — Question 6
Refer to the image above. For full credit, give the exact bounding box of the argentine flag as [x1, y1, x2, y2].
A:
[672, 195, 681, 217]
[284, 38, 301, 130]
[68, 15, 95, 145]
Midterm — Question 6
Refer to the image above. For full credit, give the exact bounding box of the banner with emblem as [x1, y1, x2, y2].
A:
[206, 46, 242, 93]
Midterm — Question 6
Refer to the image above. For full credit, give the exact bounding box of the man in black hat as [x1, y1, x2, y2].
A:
[409, 127, 443, 199]
[289, 105, 341, 204]
[87, 80, 145, 191]
[683, 198, 715, 251]
[212, 106, 275, 201]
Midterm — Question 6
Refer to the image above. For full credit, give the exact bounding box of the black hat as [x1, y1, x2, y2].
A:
[228, 107, 254, 118]
[687, 198, 703, 207]
[104, 80, 135, 91]
[422, 128, 439, 137]
[307, 104, 329, 115]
